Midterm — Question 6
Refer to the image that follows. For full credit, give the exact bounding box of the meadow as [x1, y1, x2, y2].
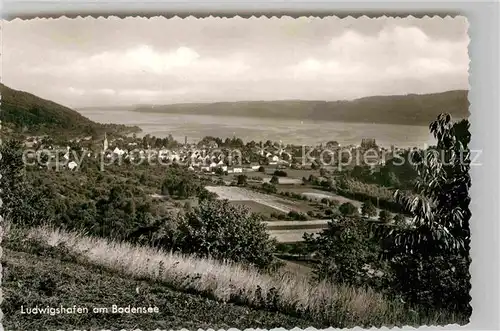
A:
[2, 225, 464, 328]
[205, 186, 300, 213]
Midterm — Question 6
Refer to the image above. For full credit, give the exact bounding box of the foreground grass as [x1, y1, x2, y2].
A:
[4, 225, 466, 328]
[3, 250, 314, 330]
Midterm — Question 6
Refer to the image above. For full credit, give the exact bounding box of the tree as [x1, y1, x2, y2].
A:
[176, 200, 276, 268]
[236, 174, 247, 186]
[381, 113, 472, 315]
[361, 200, 377, 218]
[378, 210, 392, 223]
[197, 188, 218, 202]
[261, 183, 277, 194]
[339, 202, 358, 217]
[351, 165, 372, 182]
[161, 167, 200, 199]
[378, 168, 401, 187]
[270, 175, 279, 185]
[304, 217, 387, 289]
[0, 140, 52, 227]
[273, 170, 287, 177]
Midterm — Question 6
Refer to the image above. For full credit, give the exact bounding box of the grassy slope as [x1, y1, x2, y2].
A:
[134, 90, 469, 126]
[2, 249, 316, 330]
[1, 225, 465, 330]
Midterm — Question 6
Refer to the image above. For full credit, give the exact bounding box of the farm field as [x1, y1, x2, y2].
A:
[229, 200, 286, 216]
[278, 186, 364, 207]
[244, 168, 320, 180]
[276, 186, 389, 220]
[268, 228, 321, 243]
[264, 219, 329, 226]
[262, 177, 302, 184]
[267, 223, 329, 231]
[205, 186, 302, 213]
[278, 169, 320, 179]
[266, 220, 328, 241]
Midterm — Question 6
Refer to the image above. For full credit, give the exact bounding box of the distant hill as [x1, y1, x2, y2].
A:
[133, 90, 469, 126]
[0, 84, 140, 139]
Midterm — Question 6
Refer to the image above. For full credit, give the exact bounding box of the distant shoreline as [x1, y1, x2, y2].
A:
[78, 107, 467, 128]
[78, 89, 469, 127]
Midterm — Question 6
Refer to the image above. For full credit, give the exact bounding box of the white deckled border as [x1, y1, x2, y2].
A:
[0, 15, 4, 331]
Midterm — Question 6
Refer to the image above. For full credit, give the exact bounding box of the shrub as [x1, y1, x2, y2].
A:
[361, 200, 377, 217]
[273, 170, 288, 177]
[198, 188, 218, 201]
[262, 183, 277, 194]
[305, 217, 389, 290]
[176, 200, 276, 268]
[0, 140, 52, 227]
[287, 211, 308, 221]
[270, 175, 279, 185]
[161, 167, 201, 199]
[339, 202, 358, 217]
[379, 114, 473, 317]
[236, 174, 248, 186]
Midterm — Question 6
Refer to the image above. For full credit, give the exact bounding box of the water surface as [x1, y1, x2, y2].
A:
[78, 109, 436, 148]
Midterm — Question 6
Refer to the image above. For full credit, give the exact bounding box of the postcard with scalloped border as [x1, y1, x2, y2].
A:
[0, 15, 471, 331]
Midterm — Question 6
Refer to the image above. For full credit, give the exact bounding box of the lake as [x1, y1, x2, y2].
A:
[77, 109, 436, 148]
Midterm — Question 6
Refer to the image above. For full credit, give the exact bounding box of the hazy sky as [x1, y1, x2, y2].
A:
[3, 16, 469, 108]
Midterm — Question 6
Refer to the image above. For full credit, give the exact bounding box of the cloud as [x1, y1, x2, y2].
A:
[2, 17, 469, 107]
[25, 44, 249, 77]
[287, 25, 468, 85]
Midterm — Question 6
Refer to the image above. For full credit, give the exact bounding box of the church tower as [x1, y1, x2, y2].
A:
[103, 133, 109, 151]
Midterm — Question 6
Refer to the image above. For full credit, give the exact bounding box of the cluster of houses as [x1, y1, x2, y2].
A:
[98, 134, 295, 174]
[24, 133, 295, 172]
[23, 133, 401, 173]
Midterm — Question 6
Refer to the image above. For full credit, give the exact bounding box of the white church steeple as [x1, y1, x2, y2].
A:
[103, 132, 108, 151]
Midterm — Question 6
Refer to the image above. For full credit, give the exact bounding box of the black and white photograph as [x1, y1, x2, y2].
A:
[0, 16, 472, 330]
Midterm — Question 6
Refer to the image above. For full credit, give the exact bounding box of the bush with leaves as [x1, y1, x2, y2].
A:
[174, 199, 276, 269]
[273, 170, 288, 177]
[304, 217, 389, 291]
[161, 166, 201, 199]
[339, 202, 358, 216]
[236, 174, 248, 186]
[197, 187, 218, 202]
[392, 214, 406, 226]
[287, 210, 308, 221]
[379, 114, 472, 316]
[0, 139, 52, 227]
[361, 200, 377, 217]
[261, 182, 277, 194]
